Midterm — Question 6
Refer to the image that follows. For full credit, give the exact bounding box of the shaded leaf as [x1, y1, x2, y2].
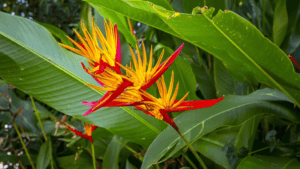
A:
[103, 135, 126, 169]
[237, 155, 300, 169]
[36, 139, 52, 169]
[273, 0, 288, 46]
[235, 115, 264, 152]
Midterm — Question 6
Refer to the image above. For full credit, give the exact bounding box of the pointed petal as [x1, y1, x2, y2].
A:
[94, 79, 133, 108]
[82, 101, 96, 106]
[66, 126, 93, 143]
[141, 44, 184, 90]
[83, 80, 134, 116]
[114, 24, 122, 74]
[166, 96, 225, 112]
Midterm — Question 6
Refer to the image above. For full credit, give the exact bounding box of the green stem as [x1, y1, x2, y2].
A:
[13, 121, 35, 169]
[177, 129, 207, 169]
[30, 96, 47, 141]
[248, 146, 269, 155]
[182, 153, 197, 169]
[91, 143, 96, 169]
[117, 140, 144, 161]
[156, 164, 160, 169]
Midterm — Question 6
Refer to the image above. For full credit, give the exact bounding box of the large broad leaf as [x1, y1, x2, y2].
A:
[237, 155, 300, 169]
[141, 88, 299, 169]
[85, 0, 300, 107]
[0, 12, 167, 147]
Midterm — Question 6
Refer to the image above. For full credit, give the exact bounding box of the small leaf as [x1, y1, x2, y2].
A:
[273, 0, 288, 46]
[36, 139, 52, 169]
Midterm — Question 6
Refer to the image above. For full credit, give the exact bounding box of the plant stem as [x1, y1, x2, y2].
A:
[30, 96, 47, 141]
[248, 146, 269, 155]
[177, 129, 207, 169]
[12, 121, 35, 169]
[91, 143, 96, 169]
[182, 153, 197, 169]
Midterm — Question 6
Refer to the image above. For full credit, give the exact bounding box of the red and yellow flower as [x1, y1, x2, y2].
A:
[59, 20, 224, 128]
[63, 122, 98, 143]
[135, 72, 224, 129]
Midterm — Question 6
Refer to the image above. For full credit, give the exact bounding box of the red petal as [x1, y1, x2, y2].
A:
[82, 92, 112, 116]
[81, 62, 104, 86]
[91, 125, 98, 132]
[82, 79, 133, 116]
[289, 55, 300, 70]
[114, 24, 122, 74]
[82, 101, 141, 107]
[165, 96, 225, 112]
[141, 44, 184, 90]
[94, 79, 133, 108]
[77, 42, 86, 50]
[66, 126, 93, 143]
[161, 111, 178, 131]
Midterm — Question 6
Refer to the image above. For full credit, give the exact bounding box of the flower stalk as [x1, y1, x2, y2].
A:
[91, 142, 96, 169]
[30, 95, 47, 141]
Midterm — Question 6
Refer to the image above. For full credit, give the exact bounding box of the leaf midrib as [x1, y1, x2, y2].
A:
[0, 30, 160, 134]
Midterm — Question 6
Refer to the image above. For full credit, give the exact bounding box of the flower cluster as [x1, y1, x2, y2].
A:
[59, 20, 224, 130]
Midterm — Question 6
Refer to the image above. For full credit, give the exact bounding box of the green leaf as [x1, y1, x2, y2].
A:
[235, 115, 264, 152]
[193, 130, 238, 168]
[237, 155, 300, 169]
[57, 155, 94, 169]
[36, 139, 52, 169]
[273, 0, 288, 47]
[84, 0, 300, 107]
[37, 22, 74, 47]
[214, 58, 253, 97]
[103, 135, 126, 169]
[0, 12, 167, 148]
[92, 5, 137, 46]
[141, 88, 300, 169]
